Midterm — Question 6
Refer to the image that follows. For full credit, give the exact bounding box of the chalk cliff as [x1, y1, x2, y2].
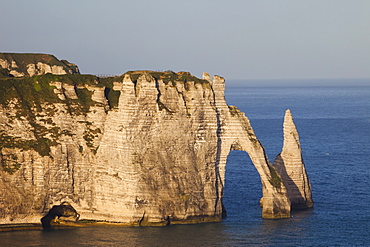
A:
[0, 53, 312, 226]
[0, 53, 79, 77]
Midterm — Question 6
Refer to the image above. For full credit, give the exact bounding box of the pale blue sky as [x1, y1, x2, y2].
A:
[1, 0, 370, 80]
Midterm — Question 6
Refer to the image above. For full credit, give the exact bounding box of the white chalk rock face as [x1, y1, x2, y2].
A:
[0, 57, 312, 226]
[26, 63, 68, 77]
[273, 109, 314, 209]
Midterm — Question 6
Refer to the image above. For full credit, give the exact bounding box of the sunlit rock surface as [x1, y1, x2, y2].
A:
[273, 110, 314, 209]
[0, 53, 79, 77]
[0, 54, 312, 226]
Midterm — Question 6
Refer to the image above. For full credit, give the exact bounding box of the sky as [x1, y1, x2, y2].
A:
[1, 0, 370, 82]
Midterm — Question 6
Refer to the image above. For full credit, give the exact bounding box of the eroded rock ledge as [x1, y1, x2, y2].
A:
[0, 53, 313, 226]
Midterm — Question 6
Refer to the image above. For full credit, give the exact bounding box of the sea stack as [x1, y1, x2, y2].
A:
[273, 109, 314, 209]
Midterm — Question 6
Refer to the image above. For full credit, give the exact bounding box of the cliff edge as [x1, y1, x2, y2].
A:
[0, 53, 313, 226]
[0, 53, 79, 77]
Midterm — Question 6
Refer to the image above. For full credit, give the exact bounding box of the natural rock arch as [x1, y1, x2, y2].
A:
[210, 74, 291, 219]
[216, 121, 291, 219]
[219, 107, 313, 218]
[0, 56, 313, 225]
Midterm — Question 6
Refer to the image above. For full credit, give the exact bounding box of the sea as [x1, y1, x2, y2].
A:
[2, 80, 370, 246]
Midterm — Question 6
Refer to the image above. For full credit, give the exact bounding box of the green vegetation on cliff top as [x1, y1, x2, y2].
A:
[124, 70, 209, 86]
[0, 69, 210, 173]
[0, 74, 100, 109]
[0, 74, 103, 168]
[0, 53, 79, 75]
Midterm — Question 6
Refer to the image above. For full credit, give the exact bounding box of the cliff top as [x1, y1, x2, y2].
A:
[1, 53, 67, 66]
[0, 53, 208, 85]
[0, 53, 79, 77]
[123, 70, 208, 85]
[0, 53, 215, 115]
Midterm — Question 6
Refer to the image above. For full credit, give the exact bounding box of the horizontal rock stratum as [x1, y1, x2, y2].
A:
[0, 53, 313, 226]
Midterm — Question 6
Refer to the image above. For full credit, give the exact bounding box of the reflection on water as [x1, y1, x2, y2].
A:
[2, 224, 229, 247]
[1, 213, 316, 247]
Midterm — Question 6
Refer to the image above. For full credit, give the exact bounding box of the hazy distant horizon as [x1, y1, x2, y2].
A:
[82, 69, 370, 86]
[226, 78, 370, 87]
[1, 1, 369, 81]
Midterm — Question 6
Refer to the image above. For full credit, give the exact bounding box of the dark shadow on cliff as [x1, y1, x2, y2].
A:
[41, 202, 80, 230]
[273, 154, 307, 209]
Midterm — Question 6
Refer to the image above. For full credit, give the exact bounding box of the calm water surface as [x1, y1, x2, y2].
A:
[2, 84, 369, 246]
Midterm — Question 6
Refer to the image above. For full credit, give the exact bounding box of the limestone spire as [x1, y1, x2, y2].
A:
[282, 109, 300, 153]
[273, 109, 314, 209]
[202, 72, 211, 83]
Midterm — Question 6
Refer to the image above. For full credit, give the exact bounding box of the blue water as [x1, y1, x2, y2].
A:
[224, 85, 370, 246]
[2, 84, 370, 246]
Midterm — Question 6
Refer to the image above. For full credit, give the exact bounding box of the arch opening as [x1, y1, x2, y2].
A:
[223, 150, 262, 221]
